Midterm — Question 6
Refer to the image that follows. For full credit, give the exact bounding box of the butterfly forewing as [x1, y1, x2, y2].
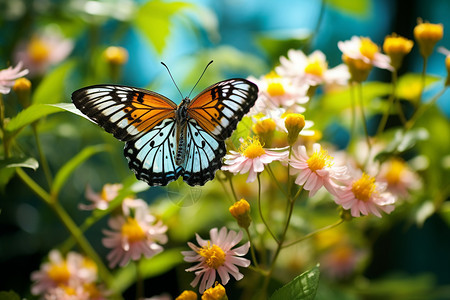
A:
[187, 79, 259, 140]
[72, 85, 177, 141]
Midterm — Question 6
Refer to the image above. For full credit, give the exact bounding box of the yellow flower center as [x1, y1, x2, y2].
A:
[121, 217, 146, 243]
[240, 138, 266, 159]
[351, 173, 376, 202]
[384, 159, 406, 185]
[265, 71, 286, 97]
[47, 262, 71, 285]
[304, 59, 325, 77]
[28, 37, 50, 63]
[306, 149, 333, 172]
[198, 243, 226, 269]
[359, 38, 379, 60]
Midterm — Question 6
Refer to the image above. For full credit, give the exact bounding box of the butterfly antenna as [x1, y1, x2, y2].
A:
[161, 62, 184, 99]
[188, 60, 213, 98]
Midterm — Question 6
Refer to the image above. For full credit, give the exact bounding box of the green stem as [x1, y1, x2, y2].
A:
[357, 83, 371, 153]
[257, 173, 278, 243]
[32, 123, 53, 189]
[245, 227, 259, 269]
[405, 87, 447, 130]
[377, 70, 398, 135]
[266, 164, 288, 198]
[16, 168, 115, 291]
[136, 260, 144, 300]
[349, 82, 357, 145]
[282, 219, 344, 248]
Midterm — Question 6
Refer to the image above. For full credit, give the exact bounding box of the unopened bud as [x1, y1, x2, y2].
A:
[229, 199, 251, 229]
[285, 113, 305, 145]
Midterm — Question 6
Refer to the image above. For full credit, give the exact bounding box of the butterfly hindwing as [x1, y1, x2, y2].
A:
[187, 79, 259, 140]
[124, 118, 183, 186]
[72, 85, 177, 141]
[182, 119, 226, 186]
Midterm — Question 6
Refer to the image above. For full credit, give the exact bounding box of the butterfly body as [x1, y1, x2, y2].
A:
[72, 79, 258, 186]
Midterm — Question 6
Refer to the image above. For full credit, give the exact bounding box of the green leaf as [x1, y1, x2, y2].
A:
[0, 168, 16, 193]
[270, 265, 320, 300]
[0, 157, 39, 170]
[32, 59, 76, 104]
[111, 249, 184, 293]
[51, 144, 109, 198]
[5, 104, 66, 134]
[374, 128, 429, 163]
[327, 0, 371, 16]
[134, 0, 192, 54]
[0, 290, 21, 300]
[396, 73, 442, 102]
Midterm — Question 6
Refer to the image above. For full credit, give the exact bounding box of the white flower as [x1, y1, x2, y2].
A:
[182, 227, 250, 293]
[79, 183, 123, 210]
[222, 137, 289, 183]
[276, 49, 350, 86]
[338, 36, 393, 71]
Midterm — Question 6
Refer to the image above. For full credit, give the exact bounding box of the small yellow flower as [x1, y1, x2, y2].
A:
[202, 283, 227, 300]
[252, 118, 276, 146]
[284, 113, 305, 145]
[383, 34, 414, 69]
[104, 46, 129, 65]
[229, 199, 251, 229]
[176, 290, 198, 300]
[414, 20, 443, 57]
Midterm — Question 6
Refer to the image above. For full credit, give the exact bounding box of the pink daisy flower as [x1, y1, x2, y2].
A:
[289, 143, 348, 197]
[221, 137, 289, 183]
[276, 49, 350, 87]
[182, 227, 251, 293]
[376, 158, 421, 198]
[30, 250, 99, 296]
[333, 170, 396, 218]
[79, 183, 123, 210]
[102, 198, 168, 268]
[0, 61, 29, 94]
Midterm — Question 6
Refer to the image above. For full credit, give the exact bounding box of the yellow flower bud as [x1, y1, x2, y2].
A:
[13, 77, 32, 108]
[176, 290, 198, 300]
[342, 54, 372, 83]
[202, 283, 227, 300]
[284, 113, 305, 145]
[383, 34, 414, 70]
[229, 199, 251, 229]
[414, 20, 443, 58]
[104, 46, 129, 65]
[252, 118, 276, 146]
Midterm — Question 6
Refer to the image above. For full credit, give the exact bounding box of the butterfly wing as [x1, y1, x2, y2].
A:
[72, 85, 177, 141]
[72, 84, 182, 186]
[182, 119, 226, 186]
[187, 78, 259, 140]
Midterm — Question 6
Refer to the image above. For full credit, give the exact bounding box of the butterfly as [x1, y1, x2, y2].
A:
[72, 65, 258, 186]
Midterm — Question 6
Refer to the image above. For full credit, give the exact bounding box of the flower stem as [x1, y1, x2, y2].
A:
[349, 82, 357, 145]
[282, 219, 344, 248]
[32, 123, 53, 189]
[16, 168, 116, 293]
[357, 83, 371, 153]
[136, 260, 144, 300]
[257, 173, 278, 243]
[377, 70, 398, 135]
[405, 86, 447, 130]
[245, 227, 259, 268]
